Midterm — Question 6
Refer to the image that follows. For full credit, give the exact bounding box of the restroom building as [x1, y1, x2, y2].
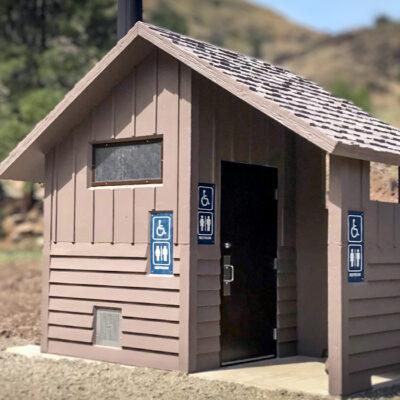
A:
[1, 21, 400, 396]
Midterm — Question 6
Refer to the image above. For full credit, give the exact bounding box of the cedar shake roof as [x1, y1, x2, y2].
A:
[1, 22, 400, 181]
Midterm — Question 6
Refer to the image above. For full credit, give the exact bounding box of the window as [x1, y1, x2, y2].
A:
[370, 162, 399, 203]
[95, 308, 121, 347]
[92, 137, 162, 186]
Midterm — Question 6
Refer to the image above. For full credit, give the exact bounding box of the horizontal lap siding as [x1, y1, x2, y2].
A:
[43, 50, 191, 370]
[48, 257, 180, 355]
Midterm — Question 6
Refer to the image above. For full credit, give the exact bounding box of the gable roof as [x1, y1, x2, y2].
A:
[1, 22, 400, 182]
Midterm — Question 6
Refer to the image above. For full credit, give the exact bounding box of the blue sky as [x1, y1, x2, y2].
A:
[253, 0, 400, 33]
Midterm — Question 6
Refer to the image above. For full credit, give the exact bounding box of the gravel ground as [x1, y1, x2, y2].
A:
[1, 259, 400, 400]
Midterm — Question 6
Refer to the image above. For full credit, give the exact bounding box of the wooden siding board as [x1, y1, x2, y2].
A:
[114, 74, 134, 139]
[133, 188, 154, 243]
[50, 256, 147, 272]
[48, 340, 179, 370]
[49, 285, 179, 305]
[48, 326, 93, 343]
[135, 50, 157, 136]
[55, 137, 74, 242]
[93, 190, 114, 243]
[50, 242, 148, 258]
[349, 297, 400, 318]
[48, 312, 94, 328]
[114, 189, 134, 244]
[349, 330, 400, 355]
[122, 319, 179, 337]
[73, 117, 94, 243]
[49, 270, 179, 290]
[122, 333, 179, 354]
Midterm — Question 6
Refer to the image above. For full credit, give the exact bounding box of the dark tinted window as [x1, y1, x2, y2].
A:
[93, 139, 162, 185]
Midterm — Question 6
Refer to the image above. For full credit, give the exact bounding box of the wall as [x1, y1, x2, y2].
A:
[191, 74, 299, 370]
[328, 156, 400, 395]
[295, 138, 328, 357]
[42, 48, 194, 371]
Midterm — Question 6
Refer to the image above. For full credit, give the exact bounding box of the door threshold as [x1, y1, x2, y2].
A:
[221, 354, 276, 367]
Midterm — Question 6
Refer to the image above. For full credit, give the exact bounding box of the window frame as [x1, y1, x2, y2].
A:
[91, 135, 163, 187]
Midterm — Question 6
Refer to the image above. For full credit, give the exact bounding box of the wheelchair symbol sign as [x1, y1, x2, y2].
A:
[198, 185, 214, 211]
[348, 213, 363, 243]
[152, 216, 171, 241]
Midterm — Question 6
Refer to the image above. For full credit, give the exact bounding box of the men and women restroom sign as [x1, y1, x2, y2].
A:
[348, 211, 364, 283]
[198, 183, 215, 245]
[150, 212, 173, 275]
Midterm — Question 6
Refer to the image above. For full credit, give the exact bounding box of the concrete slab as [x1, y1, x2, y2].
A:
[5, 345, 97, 363]
[193, 357, 400, 397]
[193, 357, 330, 396]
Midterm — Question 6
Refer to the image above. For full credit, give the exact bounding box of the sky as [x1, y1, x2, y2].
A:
[253, 0, 400, 33]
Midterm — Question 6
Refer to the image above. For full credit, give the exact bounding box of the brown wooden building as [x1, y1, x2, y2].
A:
[1, 22, 400, 396]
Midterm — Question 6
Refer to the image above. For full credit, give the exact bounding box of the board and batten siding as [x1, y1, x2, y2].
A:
[192, 75, 298, 370]
[328, 156, 400, 395]
[42, 49, 194, 370]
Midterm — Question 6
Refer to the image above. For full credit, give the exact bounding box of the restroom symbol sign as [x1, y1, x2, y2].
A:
[152, 242, 171, 269]
[198, 185, 214, 211]
[348, 213, 363, 243]
[347, 211, 364, 283]
[150, 212, 173, 275]
[198, 183, 215, 245]
[198, 212, 214, 235]
[348, 244, 363, 273]
[152, 216, 171, 241]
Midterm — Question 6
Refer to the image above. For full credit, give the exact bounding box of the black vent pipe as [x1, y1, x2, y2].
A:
[117, 0, 143, 39]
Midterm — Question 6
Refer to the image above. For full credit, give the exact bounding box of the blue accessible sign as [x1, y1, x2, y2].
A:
[198, 184, 215, 245]
[150, 212, 173, 275]
[348, 211, 364, 283]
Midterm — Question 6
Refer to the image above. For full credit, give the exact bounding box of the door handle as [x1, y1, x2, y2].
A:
[223, 264, 235, 284]
[224, 265, 235, 283]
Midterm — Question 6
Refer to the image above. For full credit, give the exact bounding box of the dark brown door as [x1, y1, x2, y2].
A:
[220, 161, 278, 365]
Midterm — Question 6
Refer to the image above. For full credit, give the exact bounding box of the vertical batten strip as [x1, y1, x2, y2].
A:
[175, 63, 181, 244]
[132, 67, 137, 244]
[72, 132, 77, 244]
[132, 67, 137, 137]
[41, 149, 55, 352]
[90, 112, 95, 244]
[52, 147, 58, 244]
[54, 146, 60, 243]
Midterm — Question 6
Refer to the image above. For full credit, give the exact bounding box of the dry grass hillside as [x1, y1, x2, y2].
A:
[145, 0, 326, 61]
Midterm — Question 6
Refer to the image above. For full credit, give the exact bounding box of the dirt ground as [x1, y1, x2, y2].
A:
[0, 259, 400, 400]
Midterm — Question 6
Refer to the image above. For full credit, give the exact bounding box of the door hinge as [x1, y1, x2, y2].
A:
[273, 328, 278, 341]
[273, 258, 278, 271]
[274, 189, 278, 201]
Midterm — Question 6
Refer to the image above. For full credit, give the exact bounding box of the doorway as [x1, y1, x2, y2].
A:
[220, 161, 278, 365]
